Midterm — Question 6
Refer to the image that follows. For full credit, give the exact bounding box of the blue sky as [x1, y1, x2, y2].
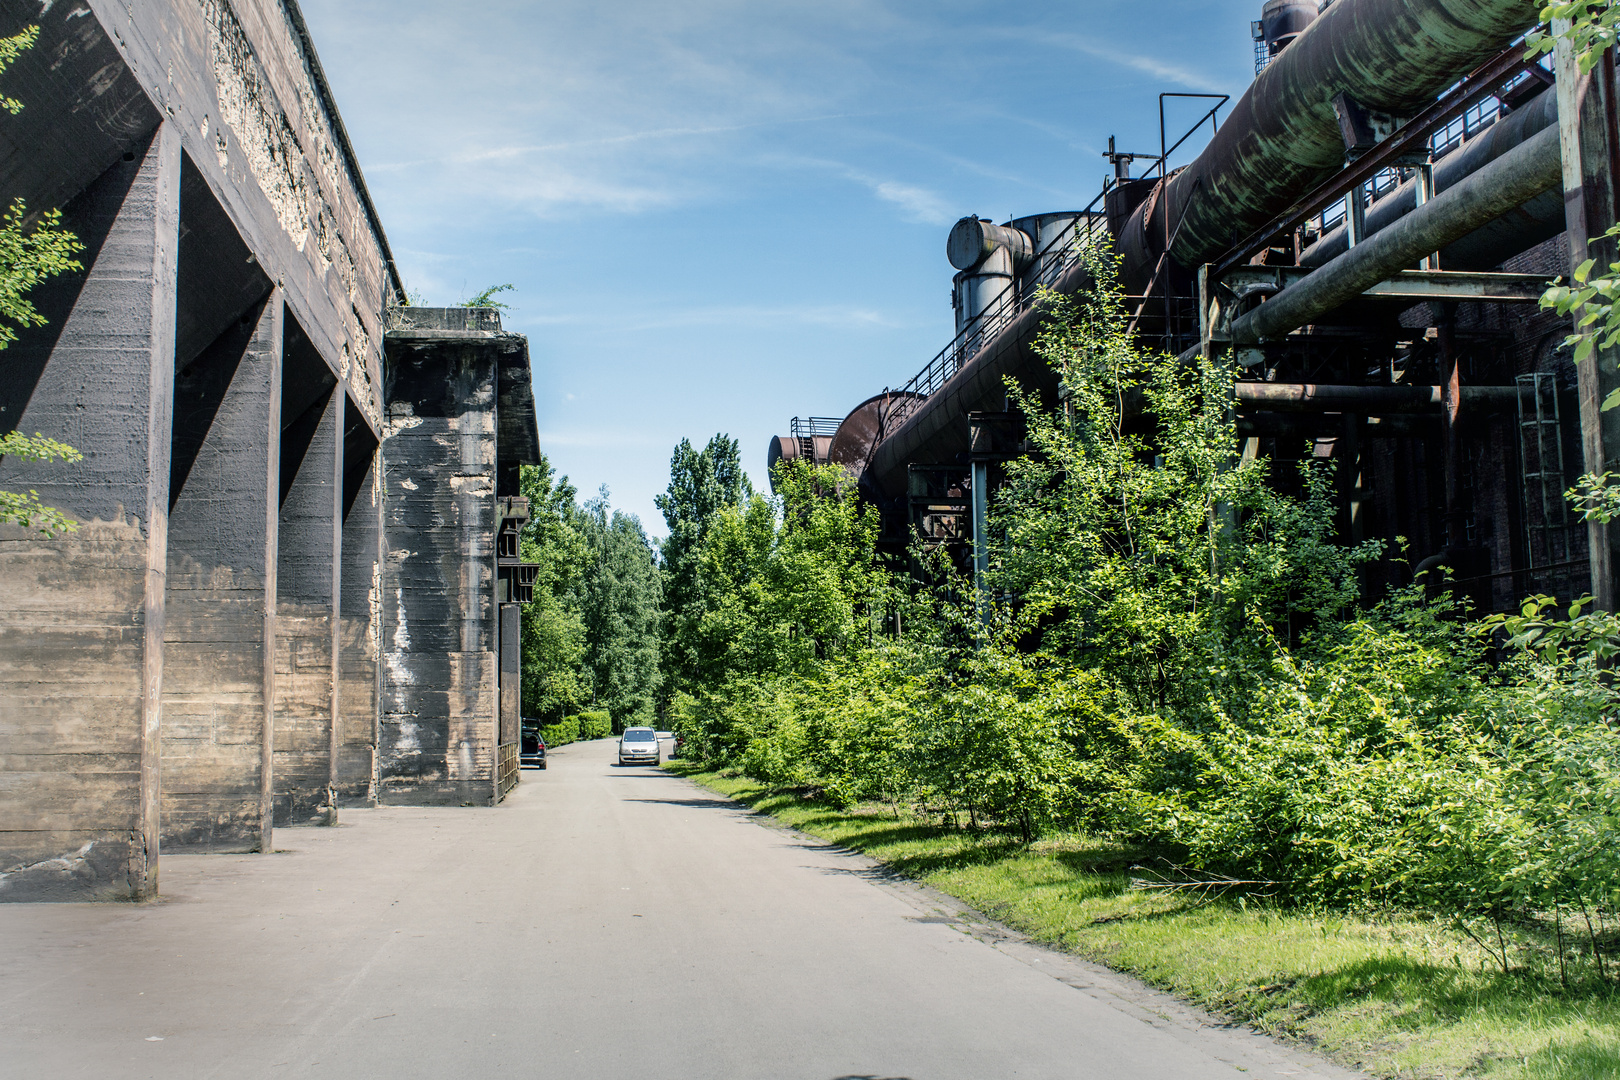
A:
[299, 0, 1262, 536]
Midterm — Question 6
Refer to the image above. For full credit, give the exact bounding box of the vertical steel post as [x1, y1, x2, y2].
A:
[971, 457, 989, 609]
[1555, 25, 1620, 609]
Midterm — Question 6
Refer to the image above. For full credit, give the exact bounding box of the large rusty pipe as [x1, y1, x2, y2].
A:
[1300, 88, 1561, 267]
[866, 262, 1091, 497]
[1230, 123, 1561, 344]
[1118, 0, 1540, 290]
[1235, 382, 1518, 411]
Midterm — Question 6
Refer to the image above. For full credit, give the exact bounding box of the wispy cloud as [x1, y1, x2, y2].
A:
[370, 113, 856, 173]
[993, 28, 1229, 94]
[868, 180, 956, 226]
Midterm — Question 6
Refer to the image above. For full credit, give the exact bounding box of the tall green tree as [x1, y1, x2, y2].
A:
[574, 488, 663, 729]
[656, 433, 750, 699]
[518, 457, 589, 723]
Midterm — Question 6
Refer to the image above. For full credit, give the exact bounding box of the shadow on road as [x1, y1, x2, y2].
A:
[625, 797, 746, 810]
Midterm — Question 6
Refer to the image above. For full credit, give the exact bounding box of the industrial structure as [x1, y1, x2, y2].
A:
[0, 0, 540, 901]
[775, 0, 1620, 615]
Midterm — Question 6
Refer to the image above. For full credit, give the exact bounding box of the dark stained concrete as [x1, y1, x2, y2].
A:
[0, 742, 1361, 1080]
[0, 125, 182, 900]
[161, 292, 280, 855]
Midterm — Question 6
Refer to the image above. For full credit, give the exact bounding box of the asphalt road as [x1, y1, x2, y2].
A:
[0, 739, 1361, 1080]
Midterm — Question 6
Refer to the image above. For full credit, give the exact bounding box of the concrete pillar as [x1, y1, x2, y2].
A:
[337, 397, 382, 806]
[274, 370, 341, 827]
[1556, 32, 1620, 608]
[0, 124, 180, 900]
[379, 315, 500, 805]
[160, 292, 281, 854]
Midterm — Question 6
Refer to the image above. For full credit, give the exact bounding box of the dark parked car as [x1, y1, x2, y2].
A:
[520, 721, 547, 769]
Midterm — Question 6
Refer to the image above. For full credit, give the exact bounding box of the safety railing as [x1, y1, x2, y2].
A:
[881, 198, 1113, 434]
[789, 416, 843, 439]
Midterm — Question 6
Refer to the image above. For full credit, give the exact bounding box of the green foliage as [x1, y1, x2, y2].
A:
[539, 715, 580, 747]
[996, 249, 1373, 712]
[575, 489, 661, 729]
[574, 710, 612, 740]
[0, 431, 84, 535]
[661, 248, 1620, 1010]
[0, 25, 38, 115]
[517, 462, 662, 731]
[656, 433, 751, 701]
[0, 200, 83, 352]
[0, 30, 85, 534]
[461, 283, 513, 310]
[1527, 3, 1619, 73]
[519, 459, 589, 723]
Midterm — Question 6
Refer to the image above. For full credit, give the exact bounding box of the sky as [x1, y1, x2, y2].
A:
[298, 0, 1264, 537]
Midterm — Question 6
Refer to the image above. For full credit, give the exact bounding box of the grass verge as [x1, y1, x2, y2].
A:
[666, 761, 1620, 1080]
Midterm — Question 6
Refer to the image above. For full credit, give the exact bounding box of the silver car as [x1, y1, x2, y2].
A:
[617, 726, 661, 766]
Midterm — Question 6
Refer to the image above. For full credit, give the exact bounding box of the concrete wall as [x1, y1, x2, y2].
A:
[0, 127, 180, 900]
[274, 364, 340, 828]
[379, 319, 501, 806]
[160, 293, 281, 854]
[337, 400, 382, 806]
[0, 2, 536, 900]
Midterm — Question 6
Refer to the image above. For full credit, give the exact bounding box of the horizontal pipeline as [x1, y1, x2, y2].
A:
[1235, 382, 1518, 412]
[1301, 87, 1560, 268]
[1229, 123, 1561, 344]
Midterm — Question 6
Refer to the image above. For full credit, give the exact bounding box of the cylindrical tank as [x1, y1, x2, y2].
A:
[1259, 0, 1316, 57]
[952, 246, 1017, 339]
[827, 392, 926, 483]
[1009, 212, 1082, 257]
[766, 434, 833, 481]
[946, 217, 1034, 271]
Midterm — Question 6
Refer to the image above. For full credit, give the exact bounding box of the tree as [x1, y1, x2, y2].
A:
[574, 487, 663, 729]
[656, 434, 750, 700]
[518, 457, 589, 723]
[0, 24, 85, 535]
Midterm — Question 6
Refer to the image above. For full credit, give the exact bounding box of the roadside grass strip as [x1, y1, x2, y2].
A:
[666, 762, 1620, 1080]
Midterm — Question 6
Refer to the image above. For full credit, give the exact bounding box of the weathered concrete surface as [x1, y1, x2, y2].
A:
[161, 294, 281, 855]
[0, 0, 397, 425]
[0, 126, 182, 901]
[274, 379, 340, 827]
[336, 403, 382, 806]
[378, 315, 503, 806]
[0, 742, 1361, 1079]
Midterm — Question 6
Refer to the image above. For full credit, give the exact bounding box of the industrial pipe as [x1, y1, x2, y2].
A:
[1234, 382, 1518, 412]
[1117, 0, 1540, 291]
[1229, 123, 1561, 344]
[947, 218, 1034, 271]
[1300, 87, 1561, 267]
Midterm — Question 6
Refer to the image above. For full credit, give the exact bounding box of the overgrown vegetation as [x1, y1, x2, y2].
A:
[0, 23, 84, 535]
[672, 763, 1620, 1080]
[517, 456, 661, 733]
[648, 250, 1620, 1076]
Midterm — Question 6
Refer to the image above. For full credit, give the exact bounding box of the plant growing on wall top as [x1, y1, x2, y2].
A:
[461, 283, 514, 311]
[0, 24, 86, 535]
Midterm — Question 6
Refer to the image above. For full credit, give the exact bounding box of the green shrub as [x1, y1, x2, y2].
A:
[540, 715, 580, 747]
[576, 710, 612, 739]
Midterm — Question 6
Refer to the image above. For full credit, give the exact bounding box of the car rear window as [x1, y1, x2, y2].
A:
[623, 729, 655, 741]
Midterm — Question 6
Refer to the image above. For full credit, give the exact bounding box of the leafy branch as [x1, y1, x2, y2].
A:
[1526, 3, 1619, 72]
[461, 283, 514, 310]
[0, 26, 84, 534]
[0, 431, 84, 535]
